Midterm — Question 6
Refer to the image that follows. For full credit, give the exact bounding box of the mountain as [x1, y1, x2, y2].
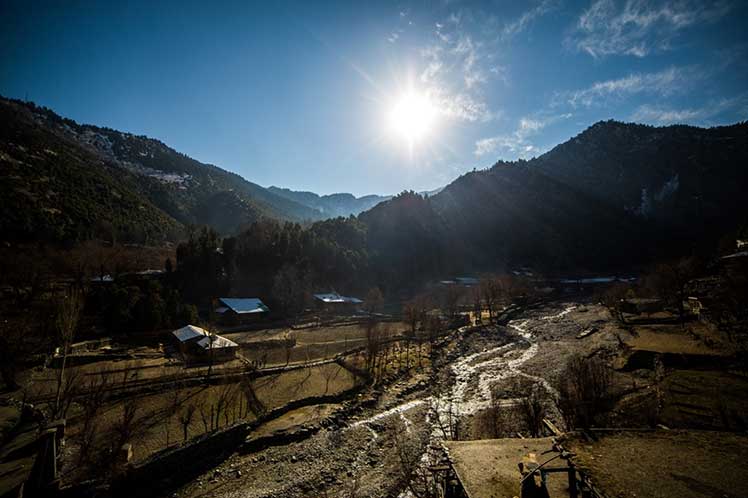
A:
[0, 97, 324, 243]
[268, 187, 390, 218]
[267, 186, 445, 219]
[362, 120, 748, 274]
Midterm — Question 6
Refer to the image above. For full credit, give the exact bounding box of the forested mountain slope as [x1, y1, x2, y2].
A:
[0, 97, 323, 243]
[364, 121, 748, 274]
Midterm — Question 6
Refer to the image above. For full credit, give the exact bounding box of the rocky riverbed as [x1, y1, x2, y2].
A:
[175, 300, 623, 498]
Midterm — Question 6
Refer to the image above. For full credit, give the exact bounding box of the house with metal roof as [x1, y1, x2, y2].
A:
[195, 334, 239, 362]
[313, 293, 363, 304]
[171, 324, 238, 362]
[313, 292, 363, 314]
[172, 324, 207, 342]
[215, 297, 270, 324]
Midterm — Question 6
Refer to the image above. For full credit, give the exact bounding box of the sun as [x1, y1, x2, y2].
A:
[388, 91, 437, 145]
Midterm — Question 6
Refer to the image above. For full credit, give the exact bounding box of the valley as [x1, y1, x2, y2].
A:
[156, 298, 747, 498]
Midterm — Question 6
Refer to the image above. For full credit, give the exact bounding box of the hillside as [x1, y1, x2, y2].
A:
[363, 121, 748, 273]
[0, 97, 323, 243]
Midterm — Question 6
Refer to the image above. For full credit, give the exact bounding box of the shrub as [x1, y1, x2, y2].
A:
[556, 354, 612, 429]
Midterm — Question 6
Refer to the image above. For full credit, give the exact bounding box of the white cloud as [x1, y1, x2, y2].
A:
[569, 0, 732, 58]
[502, 0, 558, 40]
[565, 66, 693, 107]
[631, 94, 748, 124]
[475, 113, 571, 157]
[417, 14, 507, 124]
[433, 88, 500, 123]
[630, 104, 701, 123]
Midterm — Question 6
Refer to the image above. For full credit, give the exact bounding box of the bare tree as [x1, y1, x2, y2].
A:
[519, 386, 547, 437]
[54, 288, 83, 418]
[77, 370, 111, 464]
[113, 399, 140, 455]
[364, 287, 384, 315]
[164, 389, 182, 446]
[403, 301, 422, 338]
[212, 383, 237, 429]
[321, 363, 342, 395]
[199, 403, 210, 433]
[479, 278, 501, 323]
[53, 364, 82, 420]
[240, 376, 266, 418]
[644, 256, 699, 322]
[392, 418, 436, 498]
[424, 315, 443, 361]
[364, 320, 382, 381]
[178, 403, 197, 442]
[599, 283, 632, 322]
[556, 354, 612, 429]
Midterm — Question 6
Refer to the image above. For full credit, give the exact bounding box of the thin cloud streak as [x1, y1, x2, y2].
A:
[631, 93, 748, 124]
[475, 113, 572, 158]
[564, 66, 695, 107]
[502, 0, 558, 40]
[568, 0, 732, 58]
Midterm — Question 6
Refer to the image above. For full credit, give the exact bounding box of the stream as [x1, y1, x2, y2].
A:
[338, 303, 578, 498]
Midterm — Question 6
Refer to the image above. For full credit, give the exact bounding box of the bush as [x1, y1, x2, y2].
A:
[520, 386, 547, 437]
[556, 354, 613, 429]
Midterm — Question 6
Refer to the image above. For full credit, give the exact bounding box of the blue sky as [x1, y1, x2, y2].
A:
[2, 1, 747, 196]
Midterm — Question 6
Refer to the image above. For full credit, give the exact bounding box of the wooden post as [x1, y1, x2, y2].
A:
[568, 462, 578, 498]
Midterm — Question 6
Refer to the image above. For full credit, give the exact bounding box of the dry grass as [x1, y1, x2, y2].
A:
[60, 362, 357, 479]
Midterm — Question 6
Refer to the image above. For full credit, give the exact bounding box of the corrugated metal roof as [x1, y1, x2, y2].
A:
[219, 297, 269, 314]
[172, 325, 207, 342]
[722, 250, 748, 260]
[313, 293, 363, 304]
[197, 334, 238, 350]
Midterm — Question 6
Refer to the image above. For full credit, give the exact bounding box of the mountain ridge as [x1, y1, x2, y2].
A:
[0, 96, 326, 243]
[363, 119, 748, 273]
[3, 93, 746, 272]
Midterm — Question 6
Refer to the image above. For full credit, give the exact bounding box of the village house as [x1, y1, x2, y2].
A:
[214, 297, 269, 325]
[313, 292, 363, 314]
[194, 333, 239, 362]
[171, 324, 238, 363]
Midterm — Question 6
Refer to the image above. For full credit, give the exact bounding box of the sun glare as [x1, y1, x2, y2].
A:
[389, 91, 437, 145]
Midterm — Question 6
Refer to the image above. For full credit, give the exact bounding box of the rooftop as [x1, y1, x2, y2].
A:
[565, 430, 748, 498]
[444, 437, 570, 498]
[721, 250, 748, 260]
[313, 293, 363, 304]
[218, 297, 269, 314]
[172, 324, 207, 342]
[196, 334, 238, 350]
